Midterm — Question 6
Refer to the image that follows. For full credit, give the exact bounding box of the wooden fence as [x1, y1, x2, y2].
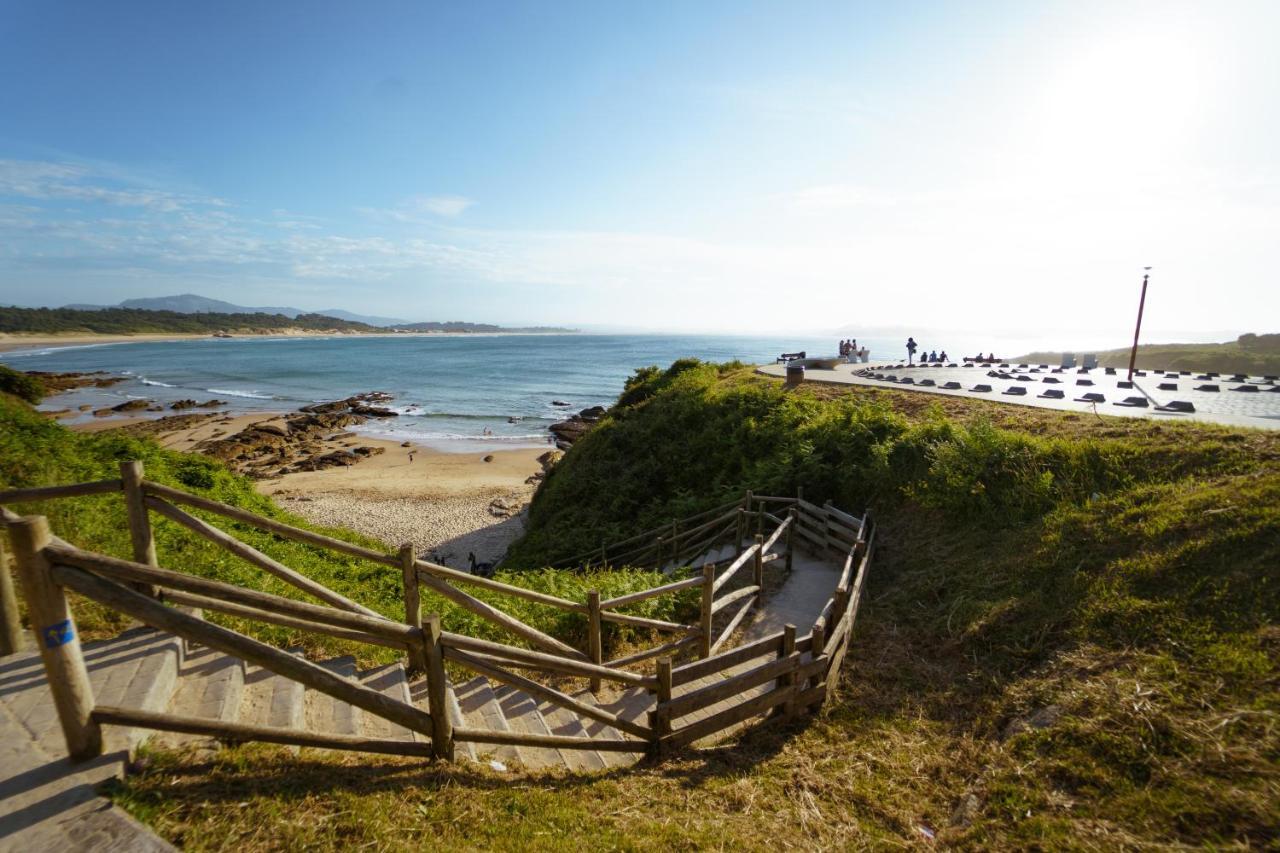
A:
[0, 461, 872, 766]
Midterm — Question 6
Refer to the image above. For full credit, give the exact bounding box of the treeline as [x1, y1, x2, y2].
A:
[0, 306, 377, 334]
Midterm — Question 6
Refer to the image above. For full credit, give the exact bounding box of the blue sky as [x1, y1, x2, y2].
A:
[1, 0, 1277, 339]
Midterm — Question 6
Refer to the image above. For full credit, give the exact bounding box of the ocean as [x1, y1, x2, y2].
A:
[0, 332, 1029, 450]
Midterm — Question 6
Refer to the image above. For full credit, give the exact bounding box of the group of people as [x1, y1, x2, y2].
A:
[904, 337, 948, 364]
[839, 338, 869, 362]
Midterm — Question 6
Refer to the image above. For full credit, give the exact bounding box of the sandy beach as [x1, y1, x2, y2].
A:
[73, 410, 548, 570]
[0, 332, 214, 353]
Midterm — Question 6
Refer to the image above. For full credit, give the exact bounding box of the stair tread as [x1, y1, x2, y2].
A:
[155, 645, 245, 748]
[454, 677, 519, 765]
[305, 656, 360, 736]
[240, 649, 305, 732]
[574, 691, 640, 769]
[362, 664, 420, 742]
[493, 685, 565, 770]
[534, 700, 606, 772]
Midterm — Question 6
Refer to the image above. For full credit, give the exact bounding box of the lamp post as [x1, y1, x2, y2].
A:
[1127, 267, 1152, 381]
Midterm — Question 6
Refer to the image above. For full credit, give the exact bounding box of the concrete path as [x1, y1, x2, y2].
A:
[758, 361, 1280, 431]
[0, 629, 177, 851]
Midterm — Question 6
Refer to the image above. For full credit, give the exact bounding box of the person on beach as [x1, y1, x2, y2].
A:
[939, 350, 948, 362]
[906, 337, 918, 363]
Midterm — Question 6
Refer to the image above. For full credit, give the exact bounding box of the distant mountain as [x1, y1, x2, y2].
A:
[65, 294, 409, 327]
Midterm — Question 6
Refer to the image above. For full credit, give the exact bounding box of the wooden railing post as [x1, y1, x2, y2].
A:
[670, 519, 679, 564]
[735, 508, 745, 551]
[0, 532, 25, 655]
[648, 655, 674, 757]
[752, 533, 764, 589]
[401, 543, 428, 674]
[9, 516, 102, 760]
[587, 590, 603, 693]
[423, 613, 454, 760]
[120, 460, 157, 597]
[699, 564, 714, 658]
[776, 623, 796, 718]
[807, 618, 826, 713]
[785, 508, 795, 573]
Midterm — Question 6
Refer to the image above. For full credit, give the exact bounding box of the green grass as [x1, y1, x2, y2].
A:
[7, 359, 1278, 849]
[0, 392, 686, 666]
[1017, 331, 1280, 376]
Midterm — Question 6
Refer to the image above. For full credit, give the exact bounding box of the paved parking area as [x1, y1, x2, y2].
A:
[758, 360, 1280, 431]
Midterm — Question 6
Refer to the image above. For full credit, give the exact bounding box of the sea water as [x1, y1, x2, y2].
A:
[0, 333, 1026, 450]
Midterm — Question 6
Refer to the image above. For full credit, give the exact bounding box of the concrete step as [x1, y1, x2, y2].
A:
[153, 644, 246, 748]
[534, 699, 606, 772]
[238, 649, 305, 734]
[573, 691, 640, 769]
[454, 677, 519, 766]
[492, 685, 565, 770]
[406, 674, 478, 761]
[359, 663, 420, 742]
[305, 656, 360, 736]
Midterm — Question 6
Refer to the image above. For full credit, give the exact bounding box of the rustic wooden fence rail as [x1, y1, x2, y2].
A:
[0, 460, 873, 767]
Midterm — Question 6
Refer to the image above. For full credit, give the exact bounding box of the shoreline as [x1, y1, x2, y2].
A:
[73, 411, 549, 569]
[0, 329, 583, 355]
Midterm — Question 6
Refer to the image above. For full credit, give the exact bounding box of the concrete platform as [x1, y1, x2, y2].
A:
[759, 361, 1280, 431]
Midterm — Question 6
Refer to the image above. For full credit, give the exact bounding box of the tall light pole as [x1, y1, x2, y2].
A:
[1127, 267, 1152, 381]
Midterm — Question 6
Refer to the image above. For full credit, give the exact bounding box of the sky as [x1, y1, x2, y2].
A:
[0, 0, 1277, 341]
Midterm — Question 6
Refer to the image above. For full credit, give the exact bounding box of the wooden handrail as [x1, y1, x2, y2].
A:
[159, 589, 409, 651]
[92, 706, 435, 757]
[416, 571, 588, 661]
[0, 479, 122, 505]
[51, 563, 436, 737]
[443, 646, 652, 739]
[661, 652, 821, 720]
[442, 631, 652, 688]
[416, 560, 585, 613]
[146, 496, 380, 618]
[43, 542, 415, 642]
[708, 595, 755, 656]
[598, 574, 704, 611]
[606, 634, 698, 668]
[453, 726, 646, 753]
[710, 584, 759, 615]
[711, 544, 759, 594]
[142, 480, 398, 567]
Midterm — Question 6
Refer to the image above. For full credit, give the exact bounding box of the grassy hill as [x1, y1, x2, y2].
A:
[1017, 332, 1280, 376]
[4, 364, 1276, 848]
[0, 305, 378, 335]
[0, 393, 680, 665]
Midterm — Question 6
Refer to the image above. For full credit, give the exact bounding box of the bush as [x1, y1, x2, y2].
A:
[0, 364, 45, 403]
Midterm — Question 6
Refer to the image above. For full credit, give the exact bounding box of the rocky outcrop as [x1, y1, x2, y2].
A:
[26, 370, 127, 393]
[92, 398, 151, 417]
[194, 393, 398, 478]
[170, 399, 225, 410]
[547, 405, 608, 450]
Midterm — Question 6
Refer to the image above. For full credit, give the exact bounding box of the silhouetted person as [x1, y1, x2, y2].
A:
[906, 337, 918, 364]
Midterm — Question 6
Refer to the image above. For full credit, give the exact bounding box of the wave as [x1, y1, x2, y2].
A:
[140, 378, 175, 387]
[207, 388, 276, 400]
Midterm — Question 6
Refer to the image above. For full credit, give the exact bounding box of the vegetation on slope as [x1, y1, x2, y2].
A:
[0, 393, 682, 665]
[1017, 331, 1280, 376]
[0, 364, 45, 403]
[102, 360, 1277, 850]
[0, 305, 379, 335]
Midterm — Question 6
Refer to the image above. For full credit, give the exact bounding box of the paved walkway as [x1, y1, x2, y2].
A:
[759, 361, 1280, 431]
[0, 630, 177, 851]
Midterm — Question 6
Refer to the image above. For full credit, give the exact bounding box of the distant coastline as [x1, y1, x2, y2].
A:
[0, 327, 580, 355]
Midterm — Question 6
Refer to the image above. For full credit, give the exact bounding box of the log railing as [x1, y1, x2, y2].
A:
[1, 462, 873, 766]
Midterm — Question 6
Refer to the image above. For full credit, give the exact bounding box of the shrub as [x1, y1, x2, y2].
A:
[0, 364, 45, 403]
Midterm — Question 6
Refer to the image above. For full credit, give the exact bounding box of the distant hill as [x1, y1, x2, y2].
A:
[1016, 333, 1280, 376]
[0, 305, 378, 335]
[394, 321, 577, 334]
[66, 293, 409, 328]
